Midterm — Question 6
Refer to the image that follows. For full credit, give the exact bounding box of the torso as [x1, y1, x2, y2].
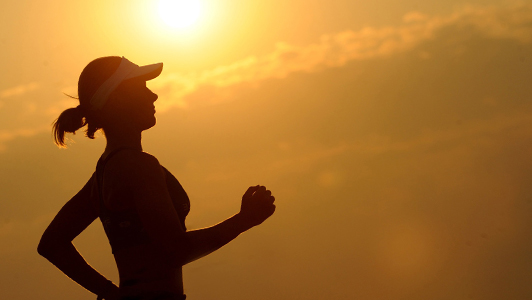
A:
[92, 148, 189, 295]
[113, 243, 184, 295]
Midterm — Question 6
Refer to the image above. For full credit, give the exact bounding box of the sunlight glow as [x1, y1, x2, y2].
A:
[158, 0, 202, 29]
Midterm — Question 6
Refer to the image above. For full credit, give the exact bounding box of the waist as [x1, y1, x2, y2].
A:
[119, 278, 184, 300]
[120, 275, 181, 288]
[120, 291, 186, 300]
[117, 266, 183, 297]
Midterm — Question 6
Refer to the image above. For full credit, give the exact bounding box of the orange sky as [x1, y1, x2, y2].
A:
[1, 1, 532, 299]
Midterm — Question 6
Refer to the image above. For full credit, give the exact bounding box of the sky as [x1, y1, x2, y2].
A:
[1, 0, 532, 299]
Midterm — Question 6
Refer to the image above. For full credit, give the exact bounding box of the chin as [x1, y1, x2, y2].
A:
[135, 114, 157, 131]
[135, 122, 155, 133]
[144, 117, 157, 130]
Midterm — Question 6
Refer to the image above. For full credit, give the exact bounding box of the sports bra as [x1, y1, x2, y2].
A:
[95, 148, 190, 254]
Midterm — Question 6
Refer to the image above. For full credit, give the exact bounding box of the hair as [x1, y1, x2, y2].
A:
[52, 56, 122, 147]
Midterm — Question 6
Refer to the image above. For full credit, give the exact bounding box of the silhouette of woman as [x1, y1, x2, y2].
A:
[37, 56, 276, 300]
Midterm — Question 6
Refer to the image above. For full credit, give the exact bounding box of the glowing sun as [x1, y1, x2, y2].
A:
[158, 0, 202, 29]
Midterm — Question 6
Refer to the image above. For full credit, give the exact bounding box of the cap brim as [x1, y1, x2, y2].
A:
[126, 62, 163, 81]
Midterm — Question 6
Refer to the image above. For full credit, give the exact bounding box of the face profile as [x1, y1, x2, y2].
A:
[104, 77, 159, 132]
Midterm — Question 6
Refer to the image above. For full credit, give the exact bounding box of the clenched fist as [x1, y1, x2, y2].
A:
[238, 185, 276, 228]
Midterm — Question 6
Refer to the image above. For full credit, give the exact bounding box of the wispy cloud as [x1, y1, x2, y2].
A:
[0, 213, 54, 255]
[2, 3, 532, 150]
[266, 110, 532, 175]
[0, 82, 40, 99]
[0, 126, 48, 152]
[152, 3, 532, 111]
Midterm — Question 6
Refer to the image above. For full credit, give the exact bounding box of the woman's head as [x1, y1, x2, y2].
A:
[52, 56, 163, 147]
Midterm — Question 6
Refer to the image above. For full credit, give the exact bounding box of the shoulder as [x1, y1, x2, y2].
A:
[101, 150, 170, 209]
[103, 150, 165, 187]
[105, 149, 161, 172]
[108, 148, 159, 163]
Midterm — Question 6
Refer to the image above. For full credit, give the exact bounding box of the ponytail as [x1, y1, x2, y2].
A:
[52, 105, 87, 147]
[54, 56, 122, 147]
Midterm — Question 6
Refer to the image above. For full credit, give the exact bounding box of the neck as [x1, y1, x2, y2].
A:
[103, 126, 143, 153]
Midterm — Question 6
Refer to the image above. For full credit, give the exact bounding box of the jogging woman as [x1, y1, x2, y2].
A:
[37, 56, 276, 300]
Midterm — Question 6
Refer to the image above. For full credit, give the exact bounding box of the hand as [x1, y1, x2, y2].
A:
[238, 185, 276, 228]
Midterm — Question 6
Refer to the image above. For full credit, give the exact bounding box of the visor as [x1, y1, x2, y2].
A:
[89, 57, 163, 110]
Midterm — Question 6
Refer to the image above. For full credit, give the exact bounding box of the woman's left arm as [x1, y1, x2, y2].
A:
[180, 185, 276, 265]
[37, 174, 119, 299]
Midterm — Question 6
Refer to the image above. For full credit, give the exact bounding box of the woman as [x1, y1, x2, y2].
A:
[37, 56, 276, 300]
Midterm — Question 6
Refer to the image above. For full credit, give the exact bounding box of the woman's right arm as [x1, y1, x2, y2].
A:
[108, 151, 275, 266]
[37, 175, 120, 300]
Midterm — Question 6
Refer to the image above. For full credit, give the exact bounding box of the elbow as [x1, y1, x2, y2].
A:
[37, 240, 50, 258]
[37, 236, 64, 258]
[37, 236, 54, 258]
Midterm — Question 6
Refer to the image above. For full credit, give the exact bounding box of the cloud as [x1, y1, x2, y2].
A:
[0, 126, 48, 152]
[0, 90, 74, 151]
[0, 213, 54, 255]
[0, 82, 41, 99]
[264, 110, 532, 175]
[152, 3, 532, 111]
[2, 3, 532, 150]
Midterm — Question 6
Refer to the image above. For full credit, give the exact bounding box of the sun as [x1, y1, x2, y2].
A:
[158, 0, 202, 29]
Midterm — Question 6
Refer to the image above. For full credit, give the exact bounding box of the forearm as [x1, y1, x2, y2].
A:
[181, 213, 252, 264]
[38, 242, 118, 297]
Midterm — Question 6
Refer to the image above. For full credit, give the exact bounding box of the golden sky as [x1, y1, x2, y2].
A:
[1, 0, 532, 299]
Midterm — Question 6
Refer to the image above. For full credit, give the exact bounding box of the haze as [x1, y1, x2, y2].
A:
[1, 0, 532, 299]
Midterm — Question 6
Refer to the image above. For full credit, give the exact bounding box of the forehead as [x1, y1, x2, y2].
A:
[121, 77, 147, 88]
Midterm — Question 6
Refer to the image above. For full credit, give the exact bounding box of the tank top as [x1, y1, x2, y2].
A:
[95, 148, 190, 254]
